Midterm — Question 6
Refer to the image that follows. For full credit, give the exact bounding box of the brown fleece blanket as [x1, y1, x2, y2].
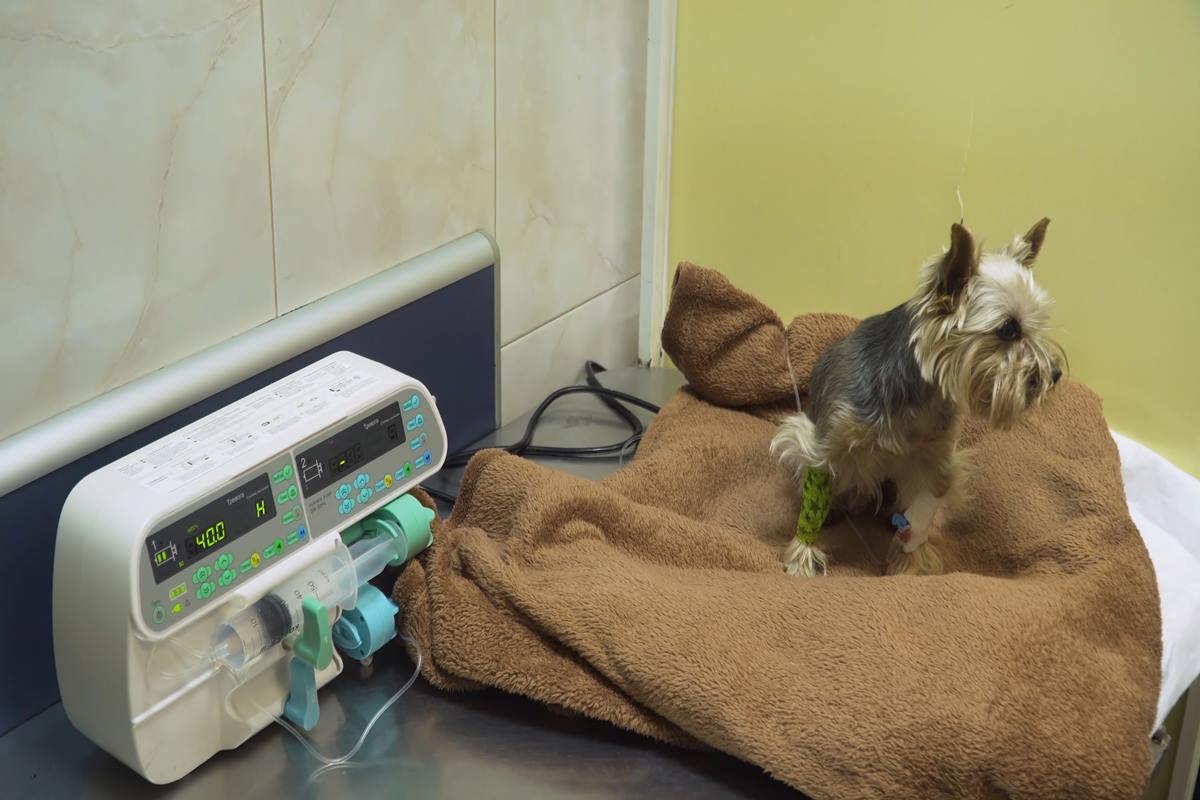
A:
[394, 264, 1161, 800]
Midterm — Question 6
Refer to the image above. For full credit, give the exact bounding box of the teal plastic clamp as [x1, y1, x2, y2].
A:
[332, 584, 399, 662]
[293, 596, 333, 670]
[283, 596, 332, 731]
[283, 659, 319, 731]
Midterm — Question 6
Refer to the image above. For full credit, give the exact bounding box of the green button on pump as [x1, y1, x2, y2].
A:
[197, 582, 215, 599]
[239, 558, 253, 573]
[287, 485, 299, 501]
[152, 603, 166, 624]
[272, 470, 285, 484]
[282, 509, 297, 525]
[277, 488, 290, 504]
[216, 553, 233, 570]
[192, 566, 212, 585]
[283, 464, 294, 479]
[218, 569, 237, 587]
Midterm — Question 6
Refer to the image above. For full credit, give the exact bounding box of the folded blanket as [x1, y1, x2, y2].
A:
[395, 263, 1161, 799]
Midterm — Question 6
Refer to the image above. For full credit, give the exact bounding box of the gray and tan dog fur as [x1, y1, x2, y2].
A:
[771, 219, 1065, 576]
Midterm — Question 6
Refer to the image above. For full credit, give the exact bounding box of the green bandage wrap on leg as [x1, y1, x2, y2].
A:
[794, 467, 831, 546]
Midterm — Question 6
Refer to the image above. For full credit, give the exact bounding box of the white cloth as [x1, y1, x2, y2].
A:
[1112, 432, 1200, 728]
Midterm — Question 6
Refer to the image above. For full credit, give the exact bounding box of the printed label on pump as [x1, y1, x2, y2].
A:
[115, 354, 385, 496]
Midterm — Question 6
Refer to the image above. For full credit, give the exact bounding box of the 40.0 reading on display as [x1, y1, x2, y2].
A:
[186, 522, 227, 556]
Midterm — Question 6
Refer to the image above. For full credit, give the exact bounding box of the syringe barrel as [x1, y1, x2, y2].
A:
[211, 594, 292, 669]
[213, 539, 357, 669]
[346, 535, 401, 586]
[345, 499, 434, 582]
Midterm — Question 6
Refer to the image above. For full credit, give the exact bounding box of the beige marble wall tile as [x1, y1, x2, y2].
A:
[0, 1, 276, 440]
[500, 276, 639, 423]
[496, 0, 647, 344]
[264, 0, 494, 313]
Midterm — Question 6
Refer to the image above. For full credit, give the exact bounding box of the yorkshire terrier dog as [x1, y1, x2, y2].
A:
[771, 219, 1064, 576]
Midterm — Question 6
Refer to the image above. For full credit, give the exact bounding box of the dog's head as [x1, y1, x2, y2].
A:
[909, 219, 1066, 429]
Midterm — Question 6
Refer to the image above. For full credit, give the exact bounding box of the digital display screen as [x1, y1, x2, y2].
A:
[145, 473, 276, 584]
[296, 402, 405, 496]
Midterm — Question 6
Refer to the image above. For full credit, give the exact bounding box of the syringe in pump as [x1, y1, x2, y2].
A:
[213, 504, 432, 671]
[212, 539, 356, 669]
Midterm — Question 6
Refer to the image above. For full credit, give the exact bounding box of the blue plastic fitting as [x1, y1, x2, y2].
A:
[332, 584, 400, 662]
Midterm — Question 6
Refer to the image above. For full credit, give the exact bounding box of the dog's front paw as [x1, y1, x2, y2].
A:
[885, 539, 944, 576]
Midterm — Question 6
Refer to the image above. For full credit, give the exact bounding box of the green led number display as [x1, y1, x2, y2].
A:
[186, 521, 225, 557]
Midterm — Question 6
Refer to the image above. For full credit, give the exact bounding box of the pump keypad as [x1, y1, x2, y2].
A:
[138, 387, 442, 632]
[139, 453, 309, 630]
[297, 392, 443, 530]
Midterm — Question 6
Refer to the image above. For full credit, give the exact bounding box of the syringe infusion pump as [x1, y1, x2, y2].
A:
[53, 352, 447, 783]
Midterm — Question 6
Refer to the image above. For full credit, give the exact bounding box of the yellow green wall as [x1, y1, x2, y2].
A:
[668, 0, 1200, 476]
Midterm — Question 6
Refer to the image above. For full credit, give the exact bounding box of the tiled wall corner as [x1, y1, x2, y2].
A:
[500, 277, 639, 425]
[495, 0, 648, 346]
[263, 0, 495, 313]
[0, 1, 276, 439]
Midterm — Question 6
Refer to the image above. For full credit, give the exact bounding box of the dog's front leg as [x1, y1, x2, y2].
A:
[885, 445, 962, 575]
[886, 489, 944, 576]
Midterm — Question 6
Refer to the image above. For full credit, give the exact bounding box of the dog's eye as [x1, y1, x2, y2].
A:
[995, 318, 1021, 341]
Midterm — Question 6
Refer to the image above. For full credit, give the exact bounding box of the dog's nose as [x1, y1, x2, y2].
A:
[1051, 367, 1063, 385]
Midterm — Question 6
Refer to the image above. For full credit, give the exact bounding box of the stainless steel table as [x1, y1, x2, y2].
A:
[0, 366, 801, 799]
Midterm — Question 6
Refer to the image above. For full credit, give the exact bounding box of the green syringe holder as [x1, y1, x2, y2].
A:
[340, 494, 435, 566]
[293, 595, 332, 670]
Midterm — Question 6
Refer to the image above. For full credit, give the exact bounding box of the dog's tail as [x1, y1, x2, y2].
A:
[770, 412, 825, 481]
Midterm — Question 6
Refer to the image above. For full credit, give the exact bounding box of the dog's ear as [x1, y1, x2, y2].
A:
[1009, 217, 1050, 268]
[936, 222, 978, 300]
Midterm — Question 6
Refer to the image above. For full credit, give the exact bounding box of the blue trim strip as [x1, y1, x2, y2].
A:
[0, 266, 495, 736]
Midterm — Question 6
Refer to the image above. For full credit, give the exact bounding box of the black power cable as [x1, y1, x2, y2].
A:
[584, 360, 645, 439]
[444, 385, 659, 467]
[421, 362, 661, 503]
[421, 484, 460, 505]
